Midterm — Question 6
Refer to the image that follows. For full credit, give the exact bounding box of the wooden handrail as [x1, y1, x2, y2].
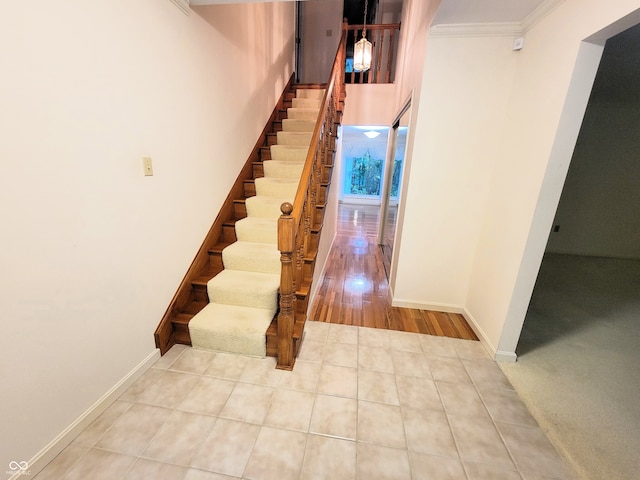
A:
[275, 24, 347, 370]
[346, 22, 401, 31]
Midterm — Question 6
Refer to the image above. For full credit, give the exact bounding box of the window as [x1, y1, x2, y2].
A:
[344, 151, 384, 196]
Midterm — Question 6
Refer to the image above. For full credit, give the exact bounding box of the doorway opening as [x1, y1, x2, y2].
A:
[521, 22, 640, 353]
[504, 21, 640, 480]
[379, 101, 411, 279]
[339, 125, 390, 205]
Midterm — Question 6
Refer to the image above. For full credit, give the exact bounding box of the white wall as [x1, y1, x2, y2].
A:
[299, 0, 343, 83]
[377, 0, 404, 24]
[395, 0, 640, 359]
[546, 102, 640, 259]
[393, 34, 519, 311]
[0, 0, 294, 472]
[393, 0, 441, 109]
[342, 84, 398, 125]
[468, 0, 640, 358]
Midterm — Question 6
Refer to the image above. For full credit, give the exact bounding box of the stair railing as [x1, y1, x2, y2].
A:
[276, 24, 347, 370]
[345, 22, 401, 84]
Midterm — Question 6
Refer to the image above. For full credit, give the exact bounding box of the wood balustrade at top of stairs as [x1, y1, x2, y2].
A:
[154, 25, 347, 369]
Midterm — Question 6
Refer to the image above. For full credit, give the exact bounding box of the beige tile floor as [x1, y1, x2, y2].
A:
[34, 322, 577, 480]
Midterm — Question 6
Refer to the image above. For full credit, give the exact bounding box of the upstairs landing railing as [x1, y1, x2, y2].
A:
[345, 21, 401, 84]
[275, 25, 347, 370]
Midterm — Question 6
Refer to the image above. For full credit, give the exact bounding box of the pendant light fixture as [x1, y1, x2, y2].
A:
[353, 0, 372, 72]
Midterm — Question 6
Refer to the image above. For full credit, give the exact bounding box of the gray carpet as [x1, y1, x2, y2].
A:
[500, 253, 640, 480]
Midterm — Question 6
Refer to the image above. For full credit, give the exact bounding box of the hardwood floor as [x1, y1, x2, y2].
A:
[309, 203, 478, 341]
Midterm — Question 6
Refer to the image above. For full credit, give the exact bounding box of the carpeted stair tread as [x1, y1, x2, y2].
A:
[222, 240, 281, 274]
[189, 302, 275, 357]
[296, 89, 325, 99]
[255, 177, 299, 198]
[276, 131, 313, 146]
[270, 145, 309, 162]
[262, 160, 305, 179]
[235, 217, 277, 243]
[287, 108, 320, 121]
[292, 97, 323, 109]
[207, 269, 280, 310]
[282, 119, 316, 132]
[245, 195, 292, 219]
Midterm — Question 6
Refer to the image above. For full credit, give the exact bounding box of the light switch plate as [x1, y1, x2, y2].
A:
[143, 157, 153, 176]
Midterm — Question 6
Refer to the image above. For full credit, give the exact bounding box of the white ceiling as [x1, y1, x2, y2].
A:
[433, 0, 548, 25]
[190, 0, 550, 25]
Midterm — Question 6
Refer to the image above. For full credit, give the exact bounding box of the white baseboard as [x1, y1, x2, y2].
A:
[12, 349, 160, 480]
[462, 308, 517, 362]
[494, 349, 518, 362]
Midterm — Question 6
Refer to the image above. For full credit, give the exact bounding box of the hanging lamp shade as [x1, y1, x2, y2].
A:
[353, 35, 372, 72]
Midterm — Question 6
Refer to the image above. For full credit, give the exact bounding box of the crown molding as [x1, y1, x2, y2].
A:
[430, 22, 522, 38]
[521, 0, 565, 33]
[430, 0, 565, 38]
[170, 0, 190, 15]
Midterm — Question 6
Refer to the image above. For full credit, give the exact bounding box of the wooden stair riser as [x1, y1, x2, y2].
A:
[266, 333, 301, 358]
[182, 300, 208, 315]
[243, 180, 256, 198]
[222, 223, 237, 243]
[302, 257, 316, 289]
[172, 314, 192, 345]
[252, 162, 264, 178]
[321, 164, 333, 183]
[313, 206, 326, 230]
[233, 200, 247, 219]
[308, 227, 322, 254]
[191, 279, 210, 304]
[260, 147, 272, 162]
[296, 293, 310, 316]
[207, 248, 224, 273]
[265, 312, 305, 358]
[266, 133, 278, 147]
[316, 183, 330, 205]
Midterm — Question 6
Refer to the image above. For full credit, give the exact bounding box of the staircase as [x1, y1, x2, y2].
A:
[188, 88, 324, 357]
[153, 79, 334, 361]
[155, 24, 347, 369]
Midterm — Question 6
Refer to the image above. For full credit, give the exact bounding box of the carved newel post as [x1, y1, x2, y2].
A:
[277, 202, 296, 370]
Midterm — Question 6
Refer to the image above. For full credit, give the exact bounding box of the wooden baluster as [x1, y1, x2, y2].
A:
[297, 201, 306, 307]
[277, 202, 295, 370]
[344, 23, 401, 84]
